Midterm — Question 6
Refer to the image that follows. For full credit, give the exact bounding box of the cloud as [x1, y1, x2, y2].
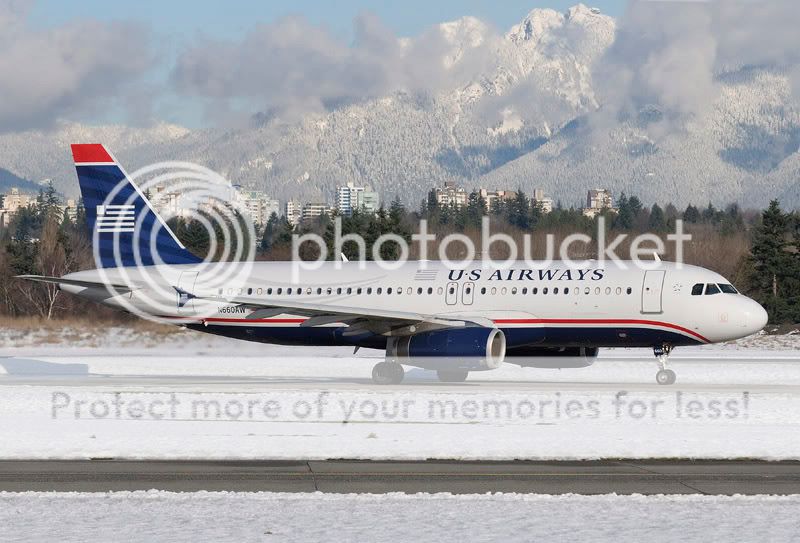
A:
[0, 0, 154, 132]
[592, 0, 800, 137]
[171, 12, 499, 121]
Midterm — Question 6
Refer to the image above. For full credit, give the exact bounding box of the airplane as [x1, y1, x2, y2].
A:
[20, 144, 768, 385]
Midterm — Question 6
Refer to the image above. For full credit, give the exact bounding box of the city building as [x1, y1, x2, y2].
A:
[0, 188, 33, 227]
[532, 189, 554, 214]
[435, 181, 468, 208]
[582, 188, 618, 218]
[355, 190, 380, 214]
[236, 189, 280, 225]
[479, 188, 517, 212]
[301, 202, 331, 222]
[337, 182, 379, 215]
[286, 201, 301, 226]
[62, 199, 79, 223]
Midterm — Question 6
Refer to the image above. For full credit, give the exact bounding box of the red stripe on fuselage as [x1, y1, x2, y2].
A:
[160, 315, 708, 343]
[493, 318, 709, 343]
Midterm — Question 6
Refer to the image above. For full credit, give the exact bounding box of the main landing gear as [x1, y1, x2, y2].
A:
[654, 345, 676, 385]
[372, 361, 405, 385]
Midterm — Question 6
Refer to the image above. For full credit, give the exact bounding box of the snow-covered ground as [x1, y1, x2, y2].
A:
[1, 328, 799, 460]
[1, 491, 799, 542]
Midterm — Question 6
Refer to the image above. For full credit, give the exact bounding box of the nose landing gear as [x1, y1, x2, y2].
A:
[654, 345, 676, 385]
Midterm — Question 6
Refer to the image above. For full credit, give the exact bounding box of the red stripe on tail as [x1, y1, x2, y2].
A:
[71, 144, 114, 164]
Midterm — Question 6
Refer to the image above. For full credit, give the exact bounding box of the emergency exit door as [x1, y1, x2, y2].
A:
[641, 270, 665, 313]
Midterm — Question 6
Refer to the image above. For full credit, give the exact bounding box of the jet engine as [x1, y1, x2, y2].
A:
[388, 327, 506, 371]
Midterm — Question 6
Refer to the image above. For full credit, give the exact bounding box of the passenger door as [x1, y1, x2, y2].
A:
[641, 270, 665, 313]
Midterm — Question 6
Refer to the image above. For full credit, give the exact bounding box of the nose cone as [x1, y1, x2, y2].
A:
[744, 298, 769, 334]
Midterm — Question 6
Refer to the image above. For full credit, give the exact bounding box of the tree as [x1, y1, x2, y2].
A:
[683, 204, 700, 223]
[748, 200, 794, 322]
[615, 192, 634, 229]
[648, 203, 667, 232]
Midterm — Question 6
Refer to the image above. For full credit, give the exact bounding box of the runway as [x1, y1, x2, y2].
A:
[1, 460, 799, 494]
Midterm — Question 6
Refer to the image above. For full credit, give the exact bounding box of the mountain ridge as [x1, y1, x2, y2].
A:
[0, 4, 798, 210]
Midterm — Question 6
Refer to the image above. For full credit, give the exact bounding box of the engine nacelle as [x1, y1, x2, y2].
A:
[389, 327, 506, 371]
[505, 346, 599, 369]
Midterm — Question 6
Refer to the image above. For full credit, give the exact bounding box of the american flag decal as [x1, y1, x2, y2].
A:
[96, 204, 136, 233]
[414, 269, 438, 281]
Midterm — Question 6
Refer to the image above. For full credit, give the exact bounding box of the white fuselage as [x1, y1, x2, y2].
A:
[60, 260, 768, 350]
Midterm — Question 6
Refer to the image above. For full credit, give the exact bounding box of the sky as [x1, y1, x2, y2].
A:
[14, 0, 625, 129]
[31, 1, 626, 42]
[3, 0, 798, 134]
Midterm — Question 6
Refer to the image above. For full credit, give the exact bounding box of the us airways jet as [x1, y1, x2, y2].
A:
[20, 144, 768, 385]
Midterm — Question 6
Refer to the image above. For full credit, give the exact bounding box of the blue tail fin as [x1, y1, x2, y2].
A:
[71, 143, 202, 268]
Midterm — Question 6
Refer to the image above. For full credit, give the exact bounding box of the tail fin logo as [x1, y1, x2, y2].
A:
[95, 204, 136, 233]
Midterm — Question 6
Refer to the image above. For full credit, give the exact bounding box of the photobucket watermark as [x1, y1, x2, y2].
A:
[291, 216, 691, 282]
[50, 390, 750, 424]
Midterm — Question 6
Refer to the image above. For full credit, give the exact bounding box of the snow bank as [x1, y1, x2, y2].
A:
[1, 491, 799, 542]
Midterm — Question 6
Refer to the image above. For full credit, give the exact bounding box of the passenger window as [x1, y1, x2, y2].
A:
[367, 287, 372, 294]
[306, 288, 311, 295]
[287, 288, 292, 295]
[327, 288, 332, 295]
[465, 286, 471, 294]
[595, 287, 601, 295]
[437, 287, 443, 295]
[337, 288, 342, 295]
[387, 288, 393, 294]
[357, 288, 362, 294]
[481, 287, 487, 294]
[417, 287, 423, 295]
[407, 287, 412, 294]
[705, 284, 720, 295]
[501, 287, 507, 295]
[584, 287, 590, 295]
[691, 283, 704, 296]
[719, 284, 737, 294]
[491, 287, 497, 295]
[267, 288, 273, 295]
[615, 287, 621, 295]
[564, 288, 570, 295]
[553, 287, 559, 294]
[522, 287, 527, 294]
[533, 288, 538, 294]
[377, 288, 383, 294]
[277, 288, 282, 295]
[449, 287, 455, 295]
[346, 287, 352, 294]
[511, 287, 517, 295]
[317, 287, 322, 294]
[428, 287, 433, 294]
[605, 287, 611, 295]
[543, 287, 549, 294]
[626, 287, 632, 295]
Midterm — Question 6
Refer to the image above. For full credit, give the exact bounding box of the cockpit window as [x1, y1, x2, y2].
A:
[718, 283, 737, 294]
[705, 283, 721, 295]
[691, 283, 704, 296]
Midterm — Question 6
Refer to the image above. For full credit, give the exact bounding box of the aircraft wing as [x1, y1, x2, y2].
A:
[212, 293, 496, 336]
[16, 275, 139, 292]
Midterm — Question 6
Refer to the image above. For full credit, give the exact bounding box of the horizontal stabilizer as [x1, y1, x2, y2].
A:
[16, 275, 139, 291]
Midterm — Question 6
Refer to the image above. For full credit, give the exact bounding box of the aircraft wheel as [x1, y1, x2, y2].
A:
[436, 369, 469, 383]
[656, 369, 676, 386]
[372, 362, 404, 385]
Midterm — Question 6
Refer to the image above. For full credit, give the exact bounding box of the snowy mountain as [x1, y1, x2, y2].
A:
[0, 4, 798, 210]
